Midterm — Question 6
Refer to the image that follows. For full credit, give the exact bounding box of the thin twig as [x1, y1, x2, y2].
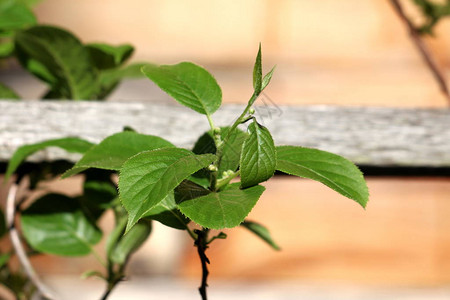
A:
[6, 184, 57, 300]
[194, 229, 210, 300]
[390, 0, 450, 105]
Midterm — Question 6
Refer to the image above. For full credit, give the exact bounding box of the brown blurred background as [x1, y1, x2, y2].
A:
[32, 0, 450, 107]
[2, 0, 450, 298]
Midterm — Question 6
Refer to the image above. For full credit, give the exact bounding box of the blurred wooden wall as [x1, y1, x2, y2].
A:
[34, 0, 450, 107]
[4, 0, 448, 287]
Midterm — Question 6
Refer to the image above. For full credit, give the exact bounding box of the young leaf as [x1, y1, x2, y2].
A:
[261, 66, 275, 91]
[110, 219, 152, 265]
[80, 270, 105, 280]
[177, 183, 265, 229]
[253, 44, 262, 94]
[0, 40, 14, 58]
[14, 25, 98, 99]
[240, 121, 277, 188]
[0, 2, 36, 32]
[0, 82, 20, 99]
[143, 192, 190, 230]
[142, 62, 222, 115]
[276, 146, 369, 208]
[86, 43, 134, 70]
[119, 148, 216, 231]
[241, 220, 280, 250]
[5, 137, 94, 180]
[192, 127, 248, 175]
[63, 131, 174, 178]
[21, 194, 102, 256]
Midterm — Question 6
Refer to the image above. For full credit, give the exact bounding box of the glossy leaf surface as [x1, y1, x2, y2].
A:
[241, 220, 280, 250]
[5, 137, 94, 180]
[110, 219, 152, 264]
[253, 44, 262, 93]
[177, 183, 265, 229]
[21, 194, 102, 256]
[86, 43, 134, 70]
[240, 121, 276, 188]
[142, 62, 222, 115]
[63, 131, 174, 178]
[119, 148, 215, 231]
[0, 2, 36, 31]
[276, 146, 369, 208]
[143, 192, 190, 230]
[15, 25, 98, 99]
[192, 127, 248, 175]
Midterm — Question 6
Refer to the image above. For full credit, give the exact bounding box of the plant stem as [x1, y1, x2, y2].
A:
[194, 229, 210, 300]
[100, 260, 126, 300]
[216, 170, 240, 190]
[6, 184, 57, 300]
[206, 114, 216, 132]
[215, 92, 258, 169]
[389, 0, 450, 105]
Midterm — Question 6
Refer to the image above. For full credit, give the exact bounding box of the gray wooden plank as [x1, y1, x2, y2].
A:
[0, 101, 449, 166]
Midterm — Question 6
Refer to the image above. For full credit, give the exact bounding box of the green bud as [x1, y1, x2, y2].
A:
[213, 127, 221, 135]
[249, 108, 255, 115]
[208, 164, 218, 172]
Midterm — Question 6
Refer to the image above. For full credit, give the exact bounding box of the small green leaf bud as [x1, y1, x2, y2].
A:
[213, 127, 221, 135]
[249, 108, 255, 115]
[217, 232, 227, 239]
[208, 164, 218, 172]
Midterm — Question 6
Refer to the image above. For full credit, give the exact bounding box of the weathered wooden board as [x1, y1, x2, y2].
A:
[0, 101, 449, 166]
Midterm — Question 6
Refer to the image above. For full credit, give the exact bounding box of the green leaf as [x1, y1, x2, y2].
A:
[0, 209, 6, 238]
[177, 183, 265, 229]
[21, 194, 102, 256]
[119, 148, 216, 231]
[86, 43, 134, 70]
[174, 179, 211, 202]
[0, 82, 20, 99]
[63, 131, 174, 178]
[79, 177, 118, 220]
[0, 1, 36, 32]
[0, 40, 14, 58]
[96, 62, 147, 99]
[0, 253, 10, 269]
[253, 43, 262, 94]
[142, 62, 222, 115]
[240, 121, 277, 188]
[276, 146, 369, 208]
[143, 192, 190, 230]
[5, 137, 94, 180]
[261, 66, 275, 91]
[192, 127, 248, 175]
[241, 220, 280, 250]
[80, 270, 105, 280]
[15, 25, 98, 99]
[110, 219, 152, 265]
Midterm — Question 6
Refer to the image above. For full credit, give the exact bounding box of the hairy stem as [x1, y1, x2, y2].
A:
[194, 229, 210, 300]
[215, 92, 258, 169]
[100, 258, 127, 300]
[216, 170, 240, 190]
[390, 0, 450, 105]
[6, 184, 57, 300]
